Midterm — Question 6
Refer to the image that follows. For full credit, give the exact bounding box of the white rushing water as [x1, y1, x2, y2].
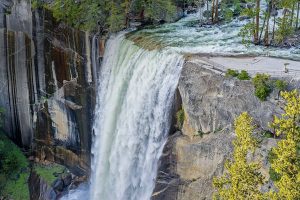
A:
[63, 33, 183, 200]
[128, 11, 300, 61]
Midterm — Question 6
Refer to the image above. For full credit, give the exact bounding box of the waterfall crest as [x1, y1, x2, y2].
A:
[89, 33, 183, 200]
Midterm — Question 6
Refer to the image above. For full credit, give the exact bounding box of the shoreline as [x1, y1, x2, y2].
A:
[186, 55, 300, 78]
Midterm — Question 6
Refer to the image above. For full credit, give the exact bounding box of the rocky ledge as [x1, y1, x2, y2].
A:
[153, 57, 300, 200]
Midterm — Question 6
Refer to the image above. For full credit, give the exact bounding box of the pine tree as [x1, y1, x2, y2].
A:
[269, 90, 300, 199]
[213, 112, 265, 200]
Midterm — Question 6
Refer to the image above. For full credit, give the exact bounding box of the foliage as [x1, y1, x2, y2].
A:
[237, 70, 251, 80]
[276, 15, 294, 43]
[239, 22, 256, 45]
[34, 164, 66, 185]
[40, 0, 176, 32]
[238, 0, 298, 46]
[0, 133, 29, 200]
[262, 130, 274, 138]
[269, 167, 281, 182]
[221, 1, 234, 22]
[144, 0, 177, 22]
[268, 90, 300, 199]
[252, 73, 272, 101]
[0, 134, 28, 176]
[3, 172, 30, 200]
[176, 108, 185, 129]
[225, 69, 239, 77]
[213, 112, 265, 200]
[274, 80, 288, 91]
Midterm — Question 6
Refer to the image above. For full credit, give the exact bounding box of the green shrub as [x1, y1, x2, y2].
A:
[267, 148, 281, 181]
[252, 73, 272, 101]
[176, 108, 185, 129]
[269, 167, 281, 182]
[34, 164, 66, 185]
[0, 134, 28, 176]
[274, 80, 288, 91]
[2, 148, 28, 176]
[262, 130, 273, 138]
[3, 172, 30, 200]
[237, 70, 251, 80]
[225, 69, 239, 77]
[0, 133, 29, 200]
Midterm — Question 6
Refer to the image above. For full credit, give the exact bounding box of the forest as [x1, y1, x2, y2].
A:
[32, 0, 300, 46]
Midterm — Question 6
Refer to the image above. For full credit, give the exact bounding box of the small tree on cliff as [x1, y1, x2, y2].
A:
[213, 112, 265, 200]
[268, 90, 300, 199]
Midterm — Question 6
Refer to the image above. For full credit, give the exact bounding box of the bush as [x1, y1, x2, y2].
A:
[237, 70, 251, 80]
[274, 80, 288, 91]
[269, 167, 281, 182]
[0, 134, 28, 176]
[0, 133, 29, 200]
[176, 108, 185, 129]
[225, 69, 239, 77]
[267, 149, 281, 181]
[262, 130, 273, 138]
[252, 73, 272, 101]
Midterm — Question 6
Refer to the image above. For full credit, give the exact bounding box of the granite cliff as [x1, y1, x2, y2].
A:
[153, 57, 299, 200]
[0, 0, 105, 175]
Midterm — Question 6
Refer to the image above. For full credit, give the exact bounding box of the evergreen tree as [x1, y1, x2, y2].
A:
[213, 112, 265, 200]
[269, 90, 300, 199]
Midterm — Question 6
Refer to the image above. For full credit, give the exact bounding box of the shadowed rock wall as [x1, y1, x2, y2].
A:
[0, 0, 102, 175]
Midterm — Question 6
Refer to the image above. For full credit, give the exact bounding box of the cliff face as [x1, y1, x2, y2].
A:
[153, 59, 299, 200]
[0, 0, 103, 174]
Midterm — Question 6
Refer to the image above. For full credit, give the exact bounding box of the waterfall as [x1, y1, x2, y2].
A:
[63, 33, 184, 200]
[90, 33, 183, 200]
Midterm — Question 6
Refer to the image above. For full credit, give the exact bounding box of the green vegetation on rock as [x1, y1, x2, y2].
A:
[34, 163, 66, 185]
[252, 73, 272, 101]
[0, 133, 29, 200]
[225, 69, 239, 77]
[237, 70, 251, 80]
[274, 79, 288, 91]
[176, 108, 185, 129]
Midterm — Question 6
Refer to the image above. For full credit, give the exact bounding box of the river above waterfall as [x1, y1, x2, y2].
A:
[127, 12, 300, 61]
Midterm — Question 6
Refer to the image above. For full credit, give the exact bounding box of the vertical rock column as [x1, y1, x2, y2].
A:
[0, 0, 34, 147]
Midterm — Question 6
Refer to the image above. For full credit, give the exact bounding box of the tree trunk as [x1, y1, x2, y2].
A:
[264, 14, 270, 45]
[212, 0, 215, 22]
[259, 14, 267, 44]
[214, 0, 219, 23]
[291, 2, 295, 27]
[207, 0, 209, 21]
[262, 2, 271, 45]
[296, 1, 300, 29]
[254, 0, 260, 44]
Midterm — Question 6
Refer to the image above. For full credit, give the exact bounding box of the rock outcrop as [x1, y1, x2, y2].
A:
[153, 58, 299, 200]
[29, 171, 56, 200]
[0, 0, 103, 175]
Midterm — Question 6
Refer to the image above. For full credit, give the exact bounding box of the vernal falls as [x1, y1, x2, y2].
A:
[62, 33, 184, 200]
